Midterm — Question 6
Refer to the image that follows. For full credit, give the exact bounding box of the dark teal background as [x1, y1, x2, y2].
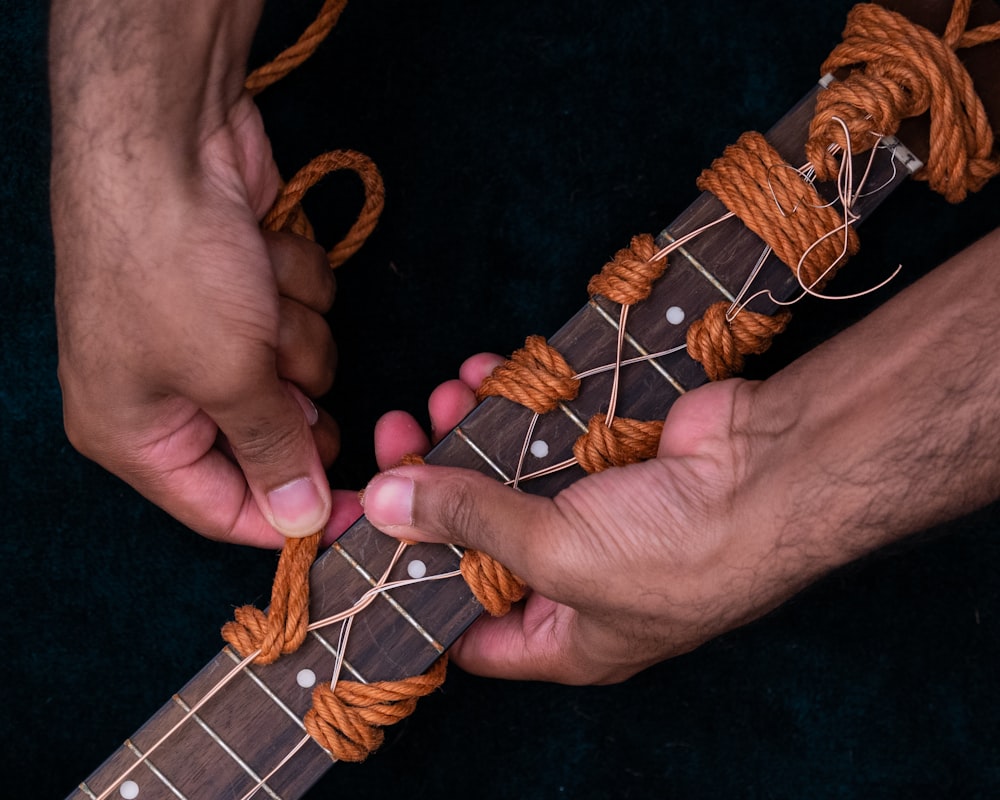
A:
[3, 1, 1000, 797]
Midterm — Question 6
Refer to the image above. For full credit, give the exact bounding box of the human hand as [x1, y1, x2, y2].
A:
[50, 5, 348, 546]
[362, 229, 1000, 685]
[362, 354, 804, 685]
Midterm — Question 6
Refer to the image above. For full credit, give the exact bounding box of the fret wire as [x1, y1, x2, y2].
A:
[220, 647, 308, 731]
[453, 427, 511, 482]
[659, 230, 737, 303]
[586, 299, 685, 391]
[170, 695, 285, 800]
[556, 400, 588, 433]
[124, 740, 189, 800]
[329, 543, 444, 651]
[78, 783, 98, 800]
[307, 630, 367, 684]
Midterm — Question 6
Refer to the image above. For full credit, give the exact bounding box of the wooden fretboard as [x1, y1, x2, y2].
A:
[68, 76, 922, 800]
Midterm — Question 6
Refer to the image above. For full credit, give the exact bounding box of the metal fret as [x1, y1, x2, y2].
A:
[660, 230, 737, 303]
[586, 298, 686, 391]
[453, 426, 512, 482]
[124, 741, 188, 800]
[222, 648, 309, 729]
[170, 696, 285, 800]
[306, 631, 367, 683]
[329, 541, 444, 651]
[77, 783, 98, 800]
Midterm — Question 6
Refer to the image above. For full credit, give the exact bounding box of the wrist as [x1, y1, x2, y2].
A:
[734, 229, 1000, 584]
[49, 1, 264, 166]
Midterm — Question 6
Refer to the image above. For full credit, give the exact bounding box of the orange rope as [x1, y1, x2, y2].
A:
[304, 658, 447, 762]
[263, 149, 385, 269]
[477, 335, 581, 413]
[221, 532, 322, 664]
[244, 0, 350, 95]
[573, 416, 663, 474]
[686, 301, 792, 382]
[698, 131, 860, 288]
[806, 1, 1000, 202]
[588, 233, 668, 304]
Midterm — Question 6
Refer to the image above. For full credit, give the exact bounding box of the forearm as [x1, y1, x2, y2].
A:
[740, 227, 1000, 580]
[49, 0, 264, 168]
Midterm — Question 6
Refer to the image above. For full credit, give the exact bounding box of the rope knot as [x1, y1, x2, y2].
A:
[460, 549, 527, 616]
[573, 415, 663, 474]
[221, 532, 322, 664]
[477, 335, 580, 414]
[304, 658, 448, 762]
[806, 2, 1000, 202]
[588, 233, 668, 305]
[686, 301, 792, 382]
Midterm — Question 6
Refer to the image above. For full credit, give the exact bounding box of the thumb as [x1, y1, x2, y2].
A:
[361, 465, 555, 583]
[213, 380, 331, 538]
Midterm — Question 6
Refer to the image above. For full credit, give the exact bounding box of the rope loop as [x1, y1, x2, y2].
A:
[477, 335, 580, 414]
[686, 301, 792, 382]
[806, 2, 1000, 202]
[588, 233, 668, 305]
[304, 658, 448, 762]
[573, 415, 663, 474]
[221, 532, 322, 664]
[263, 149, 386, 268]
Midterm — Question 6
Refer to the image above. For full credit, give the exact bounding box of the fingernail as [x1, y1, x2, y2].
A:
[267, 477, 327, 537]
[303, 398, 319, 426]
[362, 474, 414, 528]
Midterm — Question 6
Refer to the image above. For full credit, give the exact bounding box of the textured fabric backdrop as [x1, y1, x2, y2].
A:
[3, 1, 1000, 798]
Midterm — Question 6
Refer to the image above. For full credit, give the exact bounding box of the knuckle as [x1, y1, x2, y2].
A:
[232, 420, 305, 468]
[434, 475, 492, 546]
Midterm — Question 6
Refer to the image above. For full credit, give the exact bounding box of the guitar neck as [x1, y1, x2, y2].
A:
[69, 77, 918, 800]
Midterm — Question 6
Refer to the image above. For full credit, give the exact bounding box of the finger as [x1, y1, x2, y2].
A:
[134, 409, 289, 548]
[312, 406, 341, 468]
[458, 352, 505, 391]
[449, 603, 568, 681]
[210, 373, 332, 538]
[361, 464, 558, 587]
[427, 379, 478, 443]
[216, 387, 339, 467]
[276, 296, 337, 397]
[265, 230, 335, 312]
[322, 489, 364, 546]
[373, 410, 431, 471]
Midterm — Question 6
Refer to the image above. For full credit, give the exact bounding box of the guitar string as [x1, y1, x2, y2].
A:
[728, 116, 903, 319]
[502, 133, 900, 489]
[94, 554, 462, 800]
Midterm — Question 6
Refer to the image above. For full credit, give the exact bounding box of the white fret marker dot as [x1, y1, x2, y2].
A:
[407, 559, 427, 579]
[119, 781, 139, 800]
[530, 440, 549, 458]
[296, 668, 317, 689]
[666, 306, 686, 325]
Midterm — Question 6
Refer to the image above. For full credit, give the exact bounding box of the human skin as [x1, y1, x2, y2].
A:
[362, 227, 1000, 685]
[49, 2, 360, 546]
